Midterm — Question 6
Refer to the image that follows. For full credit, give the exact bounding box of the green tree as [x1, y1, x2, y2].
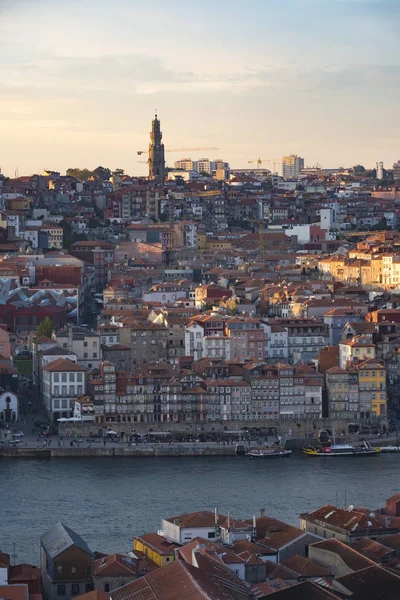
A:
[93, 166, 111, 180]
[36, 316, 55, 339]
[353, 165, 366, 175]
[371, 217, 390, 231]
[66, 168, 93, 182]
[60, 219, 87, 250]
[112, 168, 125, 177]
[88, 217, 101, 228]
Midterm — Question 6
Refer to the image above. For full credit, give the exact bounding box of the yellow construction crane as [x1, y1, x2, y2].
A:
[248, 158, 281, 173]
[137, 147, 219, 156]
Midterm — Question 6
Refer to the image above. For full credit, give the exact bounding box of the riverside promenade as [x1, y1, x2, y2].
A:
[1, 434, 398, 458]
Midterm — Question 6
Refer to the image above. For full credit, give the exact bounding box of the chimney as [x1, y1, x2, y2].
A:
[259, 508, 265, 518]
[214, 507, 218, 526]
[386, 516, 392, 527]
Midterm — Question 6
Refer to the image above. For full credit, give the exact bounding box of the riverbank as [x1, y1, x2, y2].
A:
[0, 445, 236, 458]
[0, 434, 398, 458]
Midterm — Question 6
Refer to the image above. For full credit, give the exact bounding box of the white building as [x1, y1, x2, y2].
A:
[185, 322, 205, 361]
[3, 211, 21, 236]
[161, 511, 224, 544]
[202, 335, 230, 360]
[174, 158, 198, 171]
[42, 358, 87, 422]
[73, 397, 95, 421]
[320, 207, 337, 231]
[0, 391, 18, 423]
[142, 283, 187, 304]
[376, 161, 384, 180]
[264, 324, 289, 360]
[167, 170, 200, 182]
[281, 154, 304, 179]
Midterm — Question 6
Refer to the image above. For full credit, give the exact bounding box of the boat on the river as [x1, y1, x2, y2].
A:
[303, 440, 380, 457]
[248, 446, 292, 458]
[379, 445, 400, 453]
[303, 428, 380, 457]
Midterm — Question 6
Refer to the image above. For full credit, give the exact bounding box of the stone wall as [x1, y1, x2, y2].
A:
[57, 416, 388, 440]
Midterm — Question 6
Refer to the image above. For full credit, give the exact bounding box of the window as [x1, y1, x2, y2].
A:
[71, 565, 77, 574]
[57, 565, 63, 574]
[61, 373, 67, 382]
[104, 584, 110, 593]
[71, 584, 80, 596]
[57, 585, 66, 596]
[54, 373, 60, 382]
[77, 373, 83, 382]
[69, 373, 75, 382]
[208, 531, 216, 539]
[84, 342, 88, 347]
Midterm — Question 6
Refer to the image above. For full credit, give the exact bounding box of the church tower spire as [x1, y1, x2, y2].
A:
[148, 112, 165, 180]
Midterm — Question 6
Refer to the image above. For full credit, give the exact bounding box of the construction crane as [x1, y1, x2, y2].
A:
[137, 147, 219, 156]
[248, 158, 281, 173]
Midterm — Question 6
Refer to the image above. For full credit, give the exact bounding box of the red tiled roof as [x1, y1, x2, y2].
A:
[310, 538, 375, 572]
[43, 358, 87, 372]
[164, 511, 226, 528]
[135, 534, 179, 556]
[110, 558, 250, 600]
[282, 555, 331, 578]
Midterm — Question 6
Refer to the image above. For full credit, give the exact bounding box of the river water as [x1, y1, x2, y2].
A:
[2, 454, 400, 565]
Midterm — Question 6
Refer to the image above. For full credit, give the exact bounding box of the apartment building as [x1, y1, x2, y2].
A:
[119, 318, 168, 367]
[42, 358, 87, 422]
[54, 325, 102, 370]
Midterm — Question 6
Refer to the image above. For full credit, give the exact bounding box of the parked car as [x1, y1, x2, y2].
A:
[8, 439, 20, 445]
[12, 431, 24, 437]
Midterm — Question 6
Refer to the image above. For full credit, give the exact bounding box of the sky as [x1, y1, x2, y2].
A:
[1, 0, 399, 177]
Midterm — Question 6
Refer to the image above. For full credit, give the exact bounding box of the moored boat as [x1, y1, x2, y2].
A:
[378, 445, 400, 453]
[303, 441, 380, 457]
[248, 446, 292, 458]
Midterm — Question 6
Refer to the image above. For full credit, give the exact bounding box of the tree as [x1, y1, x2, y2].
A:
[371, 217, 390, 231]
[112, 168, 125, 177]
[36, 317, 55, 339]
[88, 217, 101, 228]
[93, 166, 111, 181]
[353, 165, 366, 175]
[66, 168, 93, 182]
[60, 219, 87, 250]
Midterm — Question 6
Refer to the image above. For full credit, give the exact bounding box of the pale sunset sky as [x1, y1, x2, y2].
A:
[1, 0, 399, 177]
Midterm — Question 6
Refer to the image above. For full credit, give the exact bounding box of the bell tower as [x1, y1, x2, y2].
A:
[148, 113, 165, 180]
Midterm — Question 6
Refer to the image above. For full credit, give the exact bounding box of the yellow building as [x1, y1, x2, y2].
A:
[356, 359, 387, 419]
[133, 533, 178, 567]
[197, 233, 231, 251]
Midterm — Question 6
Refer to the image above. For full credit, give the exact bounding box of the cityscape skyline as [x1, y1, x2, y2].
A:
[1, 0, 399, 176]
